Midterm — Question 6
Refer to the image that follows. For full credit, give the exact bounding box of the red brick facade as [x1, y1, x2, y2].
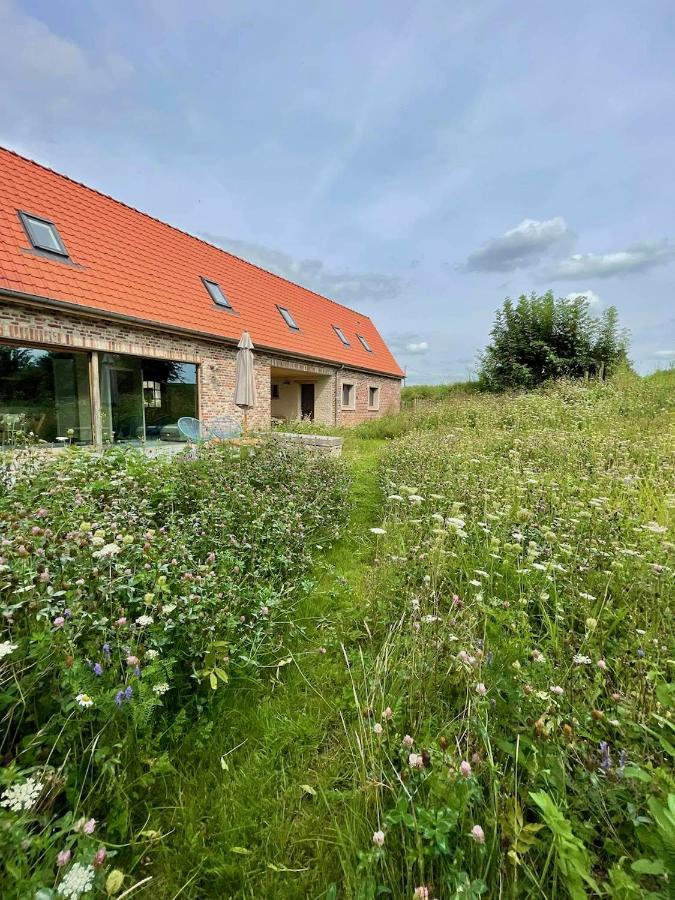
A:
[0, 298, 400, 431]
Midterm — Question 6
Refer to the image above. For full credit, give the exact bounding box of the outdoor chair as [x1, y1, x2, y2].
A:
[177, 417, 215, 443]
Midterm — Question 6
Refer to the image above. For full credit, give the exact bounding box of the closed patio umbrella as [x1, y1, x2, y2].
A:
[234, 330, 256, 432]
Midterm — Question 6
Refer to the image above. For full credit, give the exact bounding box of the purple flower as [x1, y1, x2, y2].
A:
[64, 609, 72, 619]
[600, 741, 612, 770]
[93, 663, 103, 677]
[102, 643, 111, 658]
[618, 749, 627, 774]
[115, 691, 124, 706]
[637, 648, 645, 658]
[124, 685, 133, 701]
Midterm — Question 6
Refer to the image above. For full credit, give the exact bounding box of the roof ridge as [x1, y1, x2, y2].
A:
[0, 145, 374, 322]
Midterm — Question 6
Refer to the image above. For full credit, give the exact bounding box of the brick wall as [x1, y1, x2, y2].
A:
[338, 370, 401, 426]
[0, 299, 400, 430]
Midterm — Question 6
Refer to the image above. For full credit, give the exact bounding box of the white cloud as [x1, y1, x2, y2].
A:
[464, 217, 573, 272]
[0, 0, 134, 138]
[565, 290, 601, 306]
[406, 341, 429, 354]
[653, 350, 675, 358]
[201, 235, 402, 306]
[547, 240, 675, 280]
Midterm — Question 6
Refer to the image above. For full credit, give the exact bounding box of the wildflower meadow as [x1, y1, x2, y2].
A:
[1, 371, 673, 899]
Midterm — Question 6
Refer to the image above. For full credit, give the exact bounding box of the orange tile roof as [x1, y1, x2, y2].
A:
[0, 148, 403, 378]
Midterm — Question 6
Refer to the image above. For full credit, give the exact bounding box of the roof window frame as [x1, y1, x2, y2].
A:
[333, 325, 350, 346]
[357, 334, 372, 352]
[201, 276, 236, 312]
[276, 305, 300, 331]
[18, 210, 69, 258]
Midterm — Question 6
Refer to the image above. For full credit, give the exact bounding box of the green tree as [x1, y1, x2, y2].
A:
[478, 291, 629, 391]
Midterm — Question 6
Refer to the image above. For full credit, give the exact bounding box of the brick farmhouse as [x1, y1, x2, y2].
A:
[0, 148, 402, 446]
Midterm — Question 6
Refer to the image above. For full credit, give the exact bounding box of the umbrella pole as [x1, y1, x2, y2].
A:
[243, 408, 248, 435]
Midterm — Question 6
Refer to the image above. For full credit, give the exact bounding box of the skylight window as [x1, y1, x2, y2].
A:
[333, 325, 350, 346]
[201, 277, 233, 310]
[357, 334, 372, 352]
[19, 211, 69, 257]
[277, 306, 299, 331]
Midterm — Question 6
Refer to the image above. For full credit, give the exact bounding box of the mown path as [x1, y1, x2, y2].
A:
[148, 438, 385, 899]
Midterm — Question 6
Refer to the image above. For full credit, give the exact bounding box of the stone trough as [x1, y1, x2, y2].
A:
[269, 431, 343, 457]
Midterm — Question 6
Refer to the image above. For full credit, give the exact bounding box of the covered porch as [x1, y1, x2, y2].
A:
[270, 365, 333, 426]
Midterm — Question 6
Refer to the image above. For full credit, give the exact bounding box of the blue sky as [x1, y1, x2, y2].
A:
[1, 0, 674, 382]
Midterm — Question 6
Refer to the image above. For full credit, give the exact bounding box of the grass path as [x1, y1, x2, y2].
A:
[148, 438, 385, 899]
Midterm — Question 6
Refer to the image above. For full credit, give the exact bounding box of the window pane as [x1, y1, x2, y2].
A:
[203, 278, 232, 309]
[278, 307, 299, 330]
[333, 326, 350, 346]
[0, 344, 92, 445]
[99, 353, 198, 444]
[357, 334, 372, 352]
[23, 215, 66, 254]
[342, 384, 352, 406]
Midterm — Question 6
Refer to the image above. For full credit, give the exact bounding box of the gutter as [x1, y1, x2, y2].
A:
[0, 287, 404, 381]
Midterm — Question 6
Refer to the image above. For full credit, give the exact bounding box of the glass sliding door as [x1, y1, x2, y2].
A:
[141, 359, 197, 442]
[0, 343, 93, 446]
[99, 353, 145, 443]
[99, 353, 197, 444]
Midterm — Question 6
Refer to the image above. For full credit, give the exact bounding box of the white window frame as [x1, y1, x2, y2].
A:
[367, 385, 380, 410]
[341, 381, 356, 410]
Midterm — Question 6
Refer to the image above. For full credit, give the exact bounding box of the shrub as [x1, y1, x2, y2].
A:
[478, 291, 629, 391]
[0, 441, 350, 897]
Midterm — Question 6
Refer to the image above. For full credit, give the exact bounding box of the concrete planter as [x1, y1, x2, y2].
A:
[270, 431, 343, 457]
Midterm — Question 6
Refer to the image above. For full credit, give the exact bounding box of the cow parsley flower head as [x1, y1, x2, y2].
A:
[573, 654, 592, 665]
[152, 682, 169, 696]
[135, 615, 154, 627]
[0, 641, 18, 660]
[1, 776, 43, 812]
[57, 862, 95, 898]
[145, 649, 159, 660]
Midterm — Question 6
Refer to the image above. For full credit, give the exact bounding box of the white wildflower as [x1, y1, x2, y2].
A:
[152, 682, 169, 696]
[1, 776, 43, 812]
[0, 641, 18, 660]
[57, 862, 96, 898]
[573, 654, 592, 665]
[445, 517, 466, 530]
[76, 693, 93, 708]
[135, 615, 154, 627]
[370, 527, 386, 535]
[92, 542, 121, 559]
[642, 522, 666, 534]
[145, 649, 159, 660]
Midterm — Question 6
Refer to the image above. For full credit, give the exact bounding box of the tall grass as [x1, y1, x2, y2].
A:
[323, 372, 674, 898]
